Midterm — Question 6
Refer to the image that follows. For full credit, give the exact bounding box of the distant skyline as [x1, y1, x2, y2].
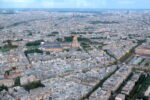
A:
[0, 0, 150, 9]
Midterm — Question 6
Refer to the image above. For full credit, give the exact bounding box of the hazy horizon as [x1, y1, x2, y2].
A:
[0, 0, 150, 9]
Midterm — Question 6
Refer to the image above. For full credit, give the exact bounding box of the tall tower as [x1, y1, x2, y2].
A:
[71, 34, 80, 48]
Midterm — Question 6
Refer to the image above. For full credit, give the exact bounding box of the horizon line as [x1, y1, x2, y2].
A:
[0, 8, 150, 10]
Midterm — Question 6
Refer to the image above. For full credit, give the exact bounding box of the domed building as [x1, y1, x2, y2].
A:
[40, 35, 80, 52]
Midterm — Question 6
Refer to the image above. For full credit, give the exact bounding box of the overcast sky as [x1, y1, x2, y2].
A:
[0, 0, 150, 9]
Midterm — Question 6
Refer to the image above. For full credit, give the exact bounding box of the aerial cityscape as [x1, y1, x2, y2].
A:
[0, 0, 150, 100]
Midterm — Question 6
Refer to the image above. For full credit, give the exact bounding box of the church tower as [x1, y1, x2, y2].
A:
[71, 34, 80, 48]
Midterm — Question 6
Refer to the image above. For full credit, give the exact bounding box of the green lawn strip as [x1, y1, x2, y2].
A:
[26, 40, 44, 47]
[24, 49, 43, 56]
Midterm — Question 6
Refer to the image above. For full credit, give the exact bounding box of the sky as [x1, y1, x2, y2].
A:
[0, 0, 150, 9]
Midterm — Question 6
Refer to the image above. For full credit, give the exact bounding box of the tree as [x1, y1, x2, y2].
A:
[23, 81, 45, 91]
[0, 85, 8, 92]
